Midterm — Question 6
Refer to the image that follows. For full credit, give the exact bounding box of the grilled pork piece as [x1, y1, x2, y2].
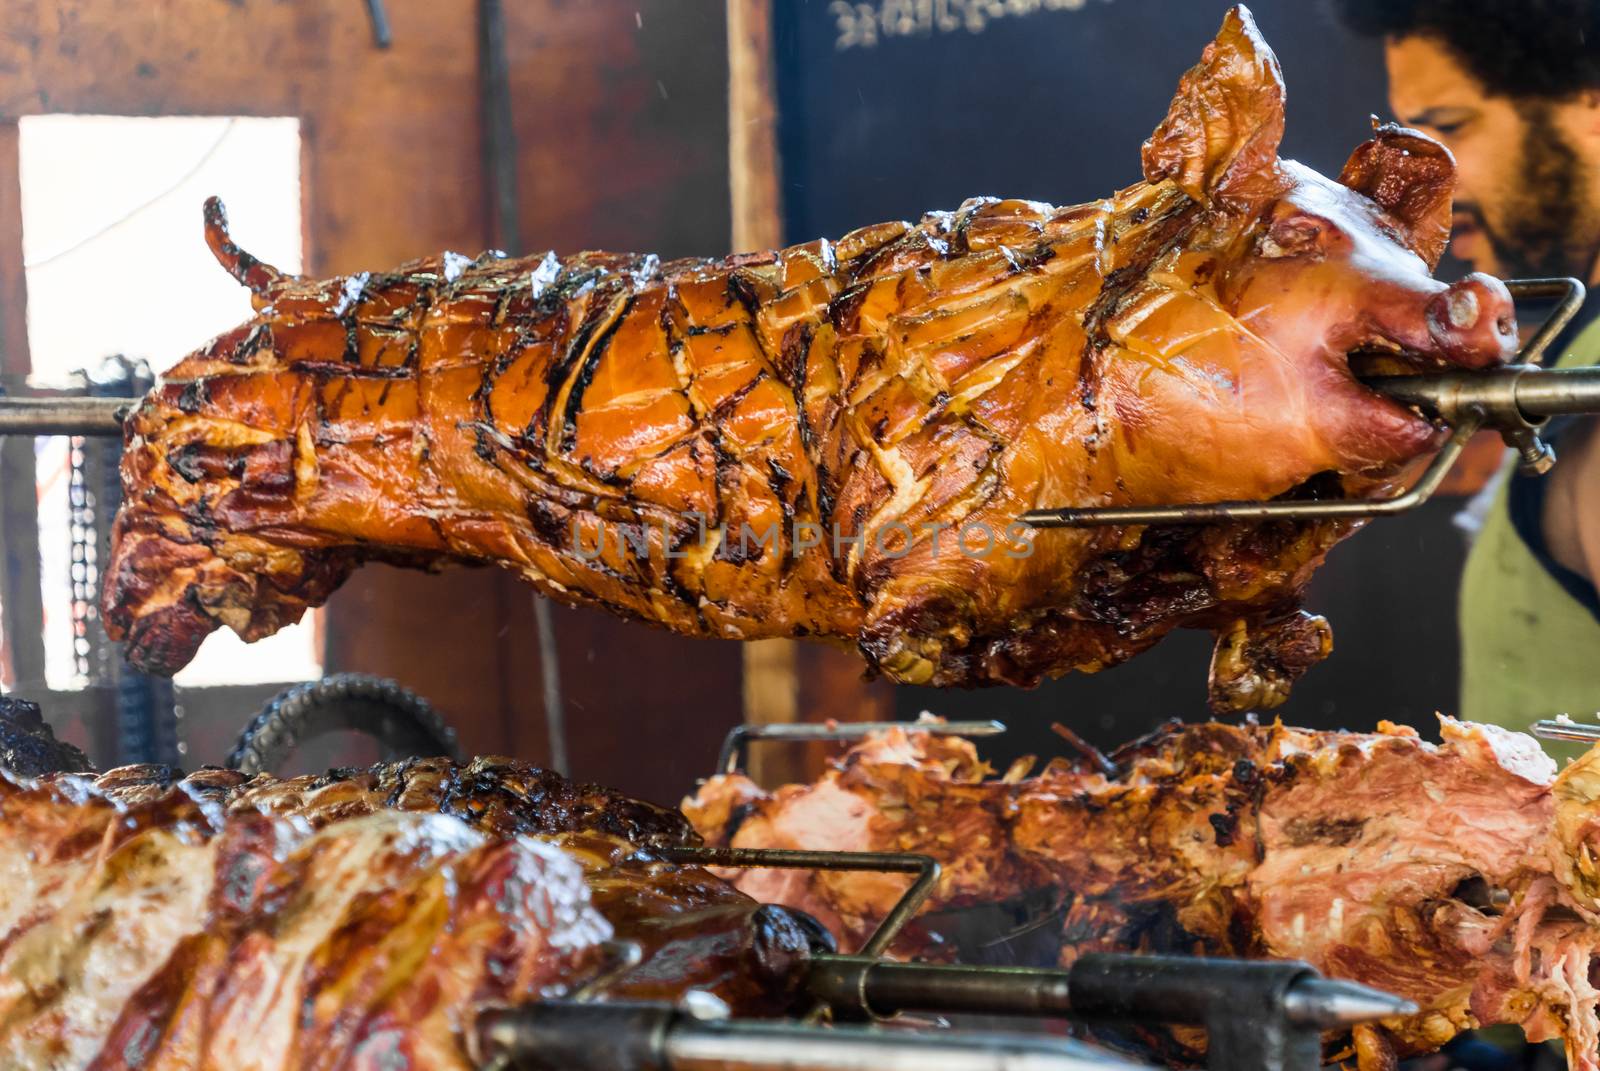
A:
[104, 7, 1515, 711]
[0, 756, 821, 1071]
[684, 719, 1600, 1071]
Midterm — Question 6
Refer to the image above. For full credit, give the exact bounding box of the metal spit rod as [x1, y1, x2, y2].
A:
[1023, 418, 1481, 528]
[10, 365, 1597, 445]
[804, 954, 1415, 1028]
[0, 396, 128, 436]
[474, 999, 1150, 1071]
[1532, 718, 1600, 743]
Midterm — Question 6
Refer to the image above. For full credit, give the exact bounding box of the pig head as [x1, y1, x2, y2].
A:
[861, 6, 1517, 710]
[1105, 6, 1515, 498]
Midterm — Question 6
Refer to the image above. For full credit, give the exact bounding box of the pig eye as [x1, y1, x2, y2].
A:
[1259, 218, 1323, 259]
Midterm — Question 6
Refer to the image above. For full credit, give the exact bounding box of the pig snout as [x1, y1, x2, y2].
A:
[1425, 272, 1518, 369]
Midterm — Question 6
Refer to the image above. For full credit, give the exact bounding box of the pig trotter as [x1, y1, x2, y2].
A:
[1208, 611, 1333, 711]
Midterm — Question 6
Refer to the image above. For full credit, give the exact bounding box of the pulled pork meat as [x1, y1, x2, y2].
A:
[683, 717, 1600, 1070]
[0, 757, 821, 1070]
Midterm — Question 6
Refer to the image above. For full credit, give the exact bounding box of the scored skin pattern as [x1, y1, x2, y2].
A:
[103, 7, 1517, 710]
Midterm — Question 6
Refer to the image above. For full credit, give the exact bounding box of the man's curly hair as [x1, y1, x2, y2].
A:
[1331, 0, 1600, 99]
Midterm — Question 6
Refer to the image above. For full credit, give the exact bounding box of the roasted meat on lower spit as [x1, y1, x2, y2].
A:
[684, 719, 1600, 1070]
[103, 7, 1516, 711]
[0, 727, 822, 1070]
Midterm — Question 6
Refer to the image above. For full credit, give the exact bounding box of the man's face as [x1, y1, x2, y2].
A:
[1385, 34, 1599, 282]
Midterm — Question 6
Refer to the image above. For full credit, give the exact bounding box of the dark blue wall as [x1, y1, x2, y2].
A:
[774, 1, 1386, 241]
[771, 0, 1474, 757]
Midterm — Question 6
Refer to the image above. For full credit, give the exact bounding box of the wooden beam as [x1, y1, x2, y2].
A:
[727, 0, 783, 252]
[725, 0, 899, 787]
[726, 0, 805, 785]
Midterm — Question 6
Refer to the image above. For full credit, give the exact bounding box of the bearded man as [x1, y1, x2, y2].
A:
[1338, 0, 1600, 732]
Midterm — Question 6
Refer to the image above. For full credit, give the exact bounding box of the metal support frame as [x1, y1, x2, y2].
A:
[714, 718, 1006, 776]
[656, 845, 939, 964]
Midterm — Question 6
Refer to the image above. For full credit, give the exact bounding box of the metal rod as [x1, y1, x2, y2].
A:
[716, 719, 1006, 775]
[1360, 365, 1600, 423]
[1532, 718, 1600, 743]
[474, 1000, 1148, 1071]
[1024, 418, 1479, 528]
[805, 954, 1414, 1028]
[656, 846, 939, 962]
[664, 1019, 1142, 1071]
[1505, 277, 1587, 366]
[808, 957, 1072, 1019]
[1512, 367, 1600, 415]
[362, 0, 393, 48]
[0, 396, 129, 436]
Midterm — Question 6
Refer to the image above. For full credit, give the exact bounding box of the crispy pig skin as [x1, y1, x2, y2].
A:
[685, 719, 1600, 1071]
[103, 7, 1516, 710]
[0, 757, 816, 1070]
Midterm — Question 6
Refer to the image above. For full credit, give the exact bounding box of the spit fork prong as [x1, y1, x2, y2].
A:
[1532, 718, 1600, 743]
[654, 846, 939, 965]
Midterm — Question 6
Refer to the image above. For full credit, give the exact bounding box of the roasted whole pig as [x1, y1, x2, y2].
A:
[103, 6, 1516, 711]
[0, 721, 823, 1070]
[685, 719, 1600, 1071]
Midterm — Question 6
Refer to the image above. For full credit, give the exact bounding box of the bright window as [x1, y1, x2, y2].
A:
[19, 114, 320, 688]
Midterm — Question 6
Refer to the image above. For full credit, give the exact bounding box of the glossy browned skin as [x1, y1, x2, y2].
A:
[0, 758, 817, 1070]
[686, 721, 1600, 1071]
[103, 7, 1516, 710]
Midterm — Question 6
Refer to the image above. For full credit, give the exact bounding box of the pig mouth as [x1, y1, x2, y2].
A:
[1336, 343, 1458, 463]
[1344, 342, 1455, 379]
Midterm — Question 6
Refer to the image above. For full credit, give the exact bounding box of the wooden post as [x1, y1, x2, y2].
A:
[726, 0, 802, 785]
[725, 1, 896, 786]
[0, 120, 46, 692]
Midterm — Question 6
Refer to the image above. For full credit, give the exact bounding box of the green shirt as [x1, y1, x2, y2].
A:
[1460, 314, 1600, 748]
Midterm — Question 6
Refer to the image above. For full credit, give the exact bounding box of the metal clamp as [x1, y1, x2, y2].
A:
[715, 719, 1006, 776]
[804, 953, 1414, 1071]
[1024, 277, 1590, 529]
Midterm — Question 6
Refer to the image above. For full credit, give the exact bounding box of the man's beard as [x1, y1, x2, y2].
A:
[1469, 102, 1599, 281]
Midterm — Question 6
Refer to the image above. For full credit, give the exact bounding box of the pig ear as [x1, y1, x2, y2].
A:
[1141, 5, 1288, 210]
[1338, 121, 1456, 269]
